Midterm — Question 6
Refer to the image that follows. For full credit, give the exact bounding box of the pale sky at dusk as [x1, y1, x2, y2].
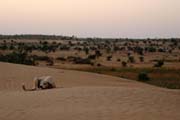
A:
[0, 0, 179, 38]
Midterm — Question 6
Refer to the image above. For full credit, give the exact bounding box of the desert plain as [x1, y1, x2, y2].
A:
[0, 36, 180, 120]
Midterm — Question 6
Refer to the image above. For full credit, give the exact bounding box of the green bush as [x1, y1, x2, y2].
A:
[0, 51, 35, 65]
[138, 72, 150, 81]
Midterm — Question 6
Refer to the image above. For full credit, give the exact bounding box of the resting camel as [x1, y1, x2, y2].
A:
[22, 76, 56, 91]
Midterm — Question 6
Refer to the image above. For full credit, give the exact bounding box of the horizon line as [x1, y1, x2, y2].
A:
[0, 34, 179, 40]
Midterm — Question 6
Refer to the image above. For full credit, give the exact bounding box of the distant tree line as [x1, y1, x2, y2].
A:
[0, 35, 75, 40]
[0, 35, 179, 41]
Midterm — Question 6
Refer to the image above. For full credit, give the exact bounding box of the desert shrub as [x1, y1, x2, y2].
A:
[47, 58, 54, 66]
[139, 56, 144, 62]
[0, 51, 35, 65]
[128, 56, 135, 63]
[69, 57, 92, 65]
[84, 47, 89, 55]
[90, 62, 94, 66]
[110, 68, 116, 71]
[117, 58, 121, 62]
[56, 57, 66, 61]
[97, 63, 102, 67]
[75, 58, 92, 64]
[146, 47, 156, 52]
[158, 48, 166, 52]
[59, 45, 70, 51]
[107, 55, 112, 61]
[88, 54, 96, 60]
[135, 47, 144, 55]
[74, 47, 82, 51]
[31, 55, 50, 61]
[23, 57, 36, 65]
[30, 55, 55, 66]
[138, 72, 150, 81]
[154, 60, 164, 67]
[113, 46, 120, 52]
[127, 52, 131, 56]
[67, 56, 77, 61]
[95, 50, 102, 57]
[0, 44, 8, 50]
[122, 61, 127, 67]
[9, 44, 15, 50]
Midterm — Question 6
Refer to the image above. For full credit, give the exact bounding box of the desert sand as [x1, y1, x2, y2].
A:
[0, 62, 180, 120]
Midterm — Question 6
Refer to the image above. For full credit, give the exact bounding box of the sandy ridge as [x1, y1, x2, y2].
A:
[0, 62, 180, 120]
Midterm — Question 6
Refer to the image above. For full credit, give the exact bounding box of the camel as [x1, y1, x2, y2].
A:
[22, 76, 56, 91]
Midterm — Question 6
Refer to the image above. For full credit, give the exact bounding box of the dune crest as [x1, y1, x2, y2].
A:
[0, 62, 180, 120]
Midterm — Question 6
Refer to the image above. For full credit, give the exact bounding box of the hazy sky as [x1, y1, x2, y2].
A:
[0, 0, 179, 38]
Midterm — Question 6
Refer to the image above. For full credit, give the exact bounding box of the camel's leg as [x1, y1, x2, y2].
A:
[33, 78, 40, 90]
[22, 84, 26, 91]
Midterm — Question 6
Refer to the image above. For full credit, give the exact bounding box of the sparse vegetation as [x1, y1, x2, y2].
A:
[74, 67, 180, 89]
[0, 35, 180, 89]
[122, 61, 127, 67]
[139, 56, 144, 62]
[138, 72, 150, 81]
[128, 56, 135, 63]
[154, 60, 164, 67]
[107, 55, 112, 61]
[0, 51, 35, 65]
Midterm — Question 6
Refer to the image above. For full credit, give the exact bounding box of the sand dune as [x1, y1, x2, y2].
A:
[0, 62, 180, 120]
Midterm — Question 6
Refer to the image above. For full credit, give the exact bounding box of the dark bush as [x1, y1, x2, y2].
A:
[110, 68, 116, 71]
[90, 62, 94, 66]
[122, 61, 127, 67]
[139, 56, 144, 62]
[67, 56, 92, 65]
[154, 60, 164, 67]
[56, 57, 66, 61]
[134, 47, 144, 55]
[138, 72, 150, 81]
[31, 55, 50, 61]
[67, 56, 77, 62]
[128, 56, 135, 63]
[146, 47, 156, 52]
[107, 55, 112, 61]
[74, 58, 92, 64]
[97, 63, 102, 67]
[47, 58, 54, 66]
[117, 58, 121, 62]
[88, 54, 96, 60]
[84, 48, 89, 55]
[95, 50, 102, 57]
[0, 51, 35, 65]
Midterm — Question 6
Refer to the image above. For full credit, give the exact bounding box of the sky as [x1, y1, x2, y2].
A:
[0, 0, 179, 38]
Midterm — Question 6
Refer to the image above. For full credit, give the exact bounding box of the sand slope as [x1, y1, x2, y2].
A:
[0, 62, 180, 120]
